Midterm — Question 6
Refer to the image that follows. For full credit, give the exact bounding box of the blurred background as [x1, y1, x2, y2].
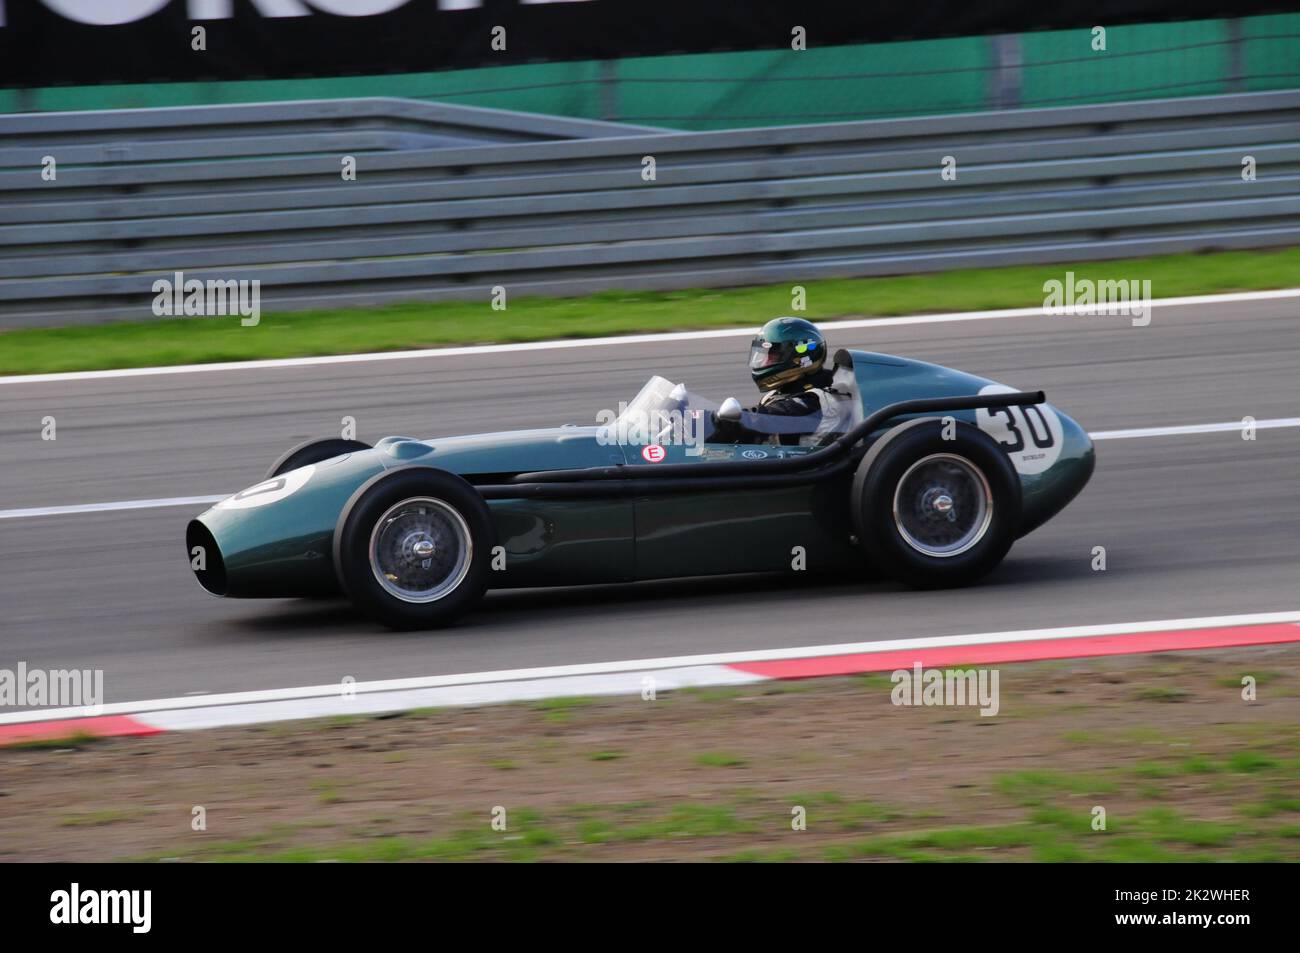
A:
[2, 2, 1298, 124]
[2, 1, 1300, 334]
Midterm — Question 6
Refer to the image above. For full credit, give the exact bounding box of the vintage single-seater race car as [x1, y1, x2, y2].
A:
[186, 349, 1095, 629]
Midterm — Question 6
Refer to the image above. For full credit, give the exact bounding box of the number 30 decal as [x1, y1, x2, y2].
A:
[975, 384, 1064, 475]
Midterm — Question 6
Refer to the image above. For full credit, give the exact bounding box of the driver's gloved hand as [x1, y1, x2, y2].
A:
[707, 413, 745, 444]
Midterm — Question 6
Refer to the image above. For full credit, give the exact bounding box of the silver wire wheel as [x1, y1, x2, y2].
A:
[891, 453, 994, 558]
[368, 496, 473, 603]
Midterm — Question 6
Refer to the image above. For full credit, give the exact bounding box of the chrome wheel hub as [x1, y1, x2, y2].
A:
[892, 453, 993, 557]
[368, 497, 472, 603]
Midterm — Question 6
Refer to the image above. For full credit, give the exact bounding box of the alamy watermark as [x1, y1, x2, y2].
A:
[152, 270, 260, 326]
[595, 404, 706, 454]
[0, 662, 103, 713]
[1043, 271, 1151, 327]
[50, 884, 150, 934]
[891, 663, 1000, 717]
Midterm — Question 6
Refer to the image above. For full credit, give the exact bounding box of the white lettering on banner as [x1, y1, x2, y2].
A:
[40, 0, 169, 25]
[17, 0, 595, 25]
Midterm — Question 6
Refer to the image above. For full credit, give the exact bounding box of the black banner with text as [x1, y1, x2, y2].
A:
[4, 0, 1299, 88]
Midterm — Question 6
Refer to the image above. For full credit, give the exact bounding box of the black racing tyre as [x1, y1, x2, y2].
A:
[332, 467, 493, 630]
[850, 418, 1021, 588]
[266, 438, 371, 480]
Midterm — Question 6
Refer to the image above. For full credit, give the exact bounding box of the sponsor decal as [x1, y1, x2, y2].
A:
[641, 444, 666, 463]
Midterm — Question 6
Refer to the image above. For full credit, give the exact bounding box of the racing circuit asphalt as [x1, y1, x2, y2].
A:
[2, 298, 1298, 706]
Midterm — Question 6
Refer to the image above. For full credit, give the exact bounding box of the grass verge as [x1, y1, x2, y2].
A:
[2, 644, 1298, 862]
[3, 247, 1298, 375]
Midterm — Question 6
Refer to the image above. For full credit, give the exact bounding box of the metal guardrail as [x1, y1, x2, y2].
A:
[1, 91, 1298, 328]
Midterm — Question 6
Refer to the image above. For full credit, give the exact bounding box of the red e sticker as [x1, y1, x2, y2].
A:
[641, 444, 666, 463]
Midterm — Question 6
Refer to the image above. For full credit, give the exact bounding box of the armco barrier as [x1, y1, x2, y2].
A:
[0, 91, 1298, 327]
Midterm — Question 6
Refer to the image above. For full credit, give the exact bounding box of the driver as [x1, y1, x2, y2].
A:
[736, 317, 846, 445]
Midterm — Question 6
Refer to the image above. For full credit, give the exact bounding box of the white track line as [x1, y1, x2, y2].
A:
[0, 495, 224, 520]
[3, 288, 1298, 386]
[1089, 418, 1300, 440]
[0, 416, 1295, 521]
[4, 611, 1299, 726]
[146, 665, 765, 731]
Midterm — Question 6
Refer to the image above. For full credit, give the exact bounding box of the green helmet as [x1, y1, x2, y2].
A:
[749, 317, 826, 391]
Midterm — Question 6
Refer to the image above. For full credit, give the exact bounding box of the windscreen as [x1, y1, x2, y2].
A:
[600, 377, 716, 450]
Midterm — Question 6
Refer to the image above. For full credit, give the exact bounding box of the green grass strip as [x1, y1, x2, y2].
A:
[3, 247, 1297, 376]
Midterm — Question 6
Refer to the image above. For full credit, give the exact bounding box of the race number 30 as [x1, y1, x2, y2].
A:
[975, 384, 1064, 475]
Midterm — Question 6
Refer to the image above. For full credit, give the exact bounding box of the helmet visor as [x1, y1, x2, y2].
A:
[749, 337, 794, 371]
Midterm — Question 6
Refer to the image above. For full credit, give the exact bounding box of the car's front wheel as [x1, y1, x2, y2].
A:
[333, 467, 494, 629]
[850, 418, 1021, 588]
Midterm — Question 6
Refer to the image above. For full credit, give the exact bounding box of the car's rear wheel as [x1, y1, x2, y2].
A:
[266, 437, 371, 480]
[333, 468, 493, 629]
[850, 418, 1020, 588]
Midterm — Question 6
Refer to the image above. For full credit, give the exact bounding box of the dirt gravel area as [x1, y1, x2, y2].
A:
[2, 645, 1298, 862]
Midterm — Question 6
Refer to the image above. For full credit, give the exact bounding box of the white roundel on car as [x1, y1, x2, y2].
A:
[975, 384, 1064, 475]
[215, 465, 316, 510]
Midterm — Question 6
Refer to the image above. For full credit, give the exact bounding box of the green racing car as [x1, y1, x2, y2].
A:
[186, 334, 1095, 630]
